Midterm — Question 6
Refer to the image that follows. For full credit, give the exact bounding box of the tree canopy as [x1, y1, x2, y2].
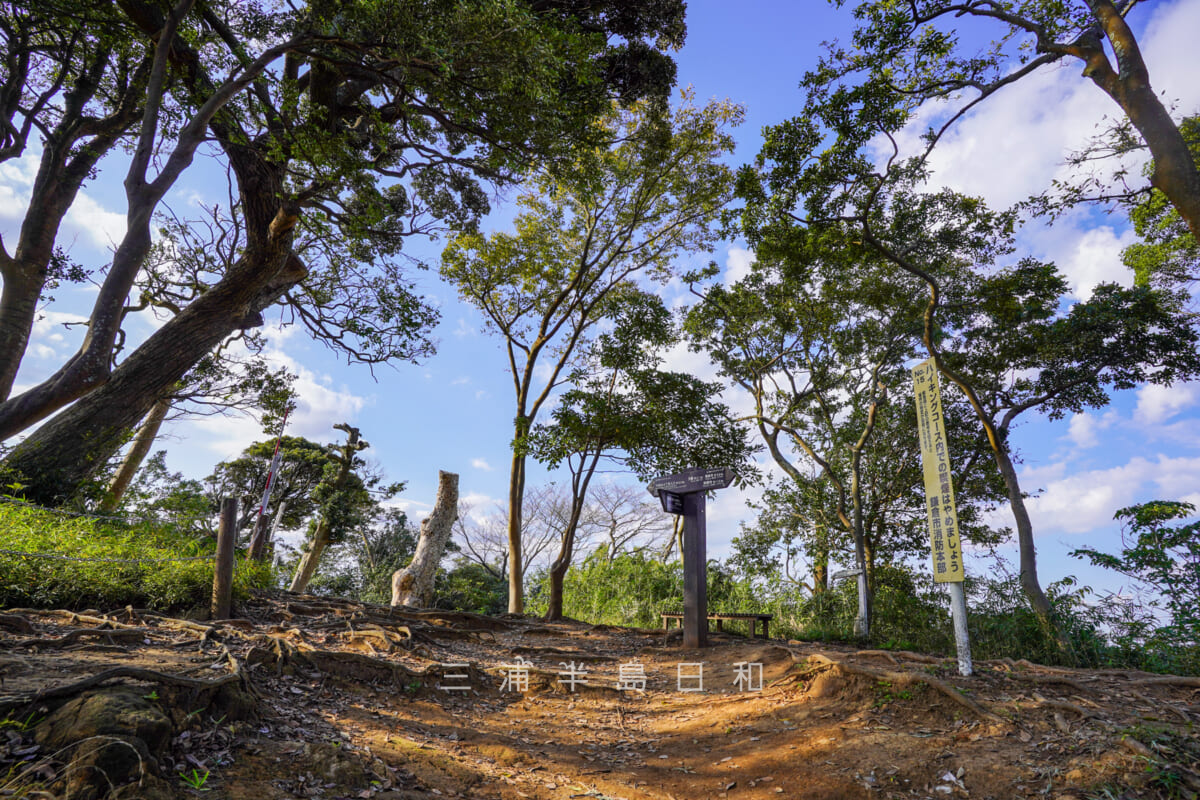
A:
[0, 0, 690, 503]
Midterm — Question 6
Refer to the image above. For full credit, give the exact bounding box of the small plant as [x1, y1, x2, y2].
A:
[403, 679, 422, 694]
[143, 690, 159, 701]
[179, 768, 210, 791]
[1116, 725, 1200, 800]
[0, 711, 40, 731]
[872, 680, 913, 707]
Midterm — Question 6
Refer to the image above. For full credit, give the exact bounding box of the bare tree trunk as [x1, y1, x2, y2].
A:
[391, 470, 460, 607]
[811, 522, 829, 595]
[288, 424, 366, 594]
[97, 395, 172, 512]
[289, 520, 332, 595]
[992, 442, 1075, 661]
[506, 443, 526, 614]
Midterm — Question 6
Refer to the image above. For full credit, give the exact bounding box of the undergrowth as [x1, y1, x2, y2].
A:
[0, 499, 272, 611]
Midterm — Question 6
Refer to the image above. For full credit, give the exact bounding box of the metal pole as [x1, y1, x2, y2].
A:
[211, 497, 237, 620]
[947, 580, 972, 676]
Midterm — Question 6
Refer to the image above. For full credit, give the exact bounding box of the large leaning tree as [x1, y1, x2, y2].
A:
[0, 0, 689, 503]
[815, 0, 1200, 242]
[441, 97, 741, 613]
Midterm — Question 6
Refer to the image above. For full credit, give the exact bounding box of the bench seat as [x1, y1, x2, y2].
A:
[660, 611, 772, 639]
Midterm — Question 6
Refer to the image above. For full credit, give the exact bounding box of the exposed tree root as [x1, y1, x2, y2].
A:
[1004, 671, 1098, 696]
[0, 614, 34, 633]
[11, 627, 149, 650]
[0, 648, 243, 715]
[804, 654, 1006, 724]
[855, 649, 945, 665]
[1134, 675, 1200, 688]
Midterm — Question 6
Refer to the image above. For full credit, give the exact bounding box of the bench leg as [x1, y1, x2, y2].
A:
[716, 619, 723, 632]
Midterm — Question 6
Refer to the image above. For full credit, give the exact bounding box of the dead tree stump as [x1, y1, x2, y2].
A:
[391, 470, 459, 607]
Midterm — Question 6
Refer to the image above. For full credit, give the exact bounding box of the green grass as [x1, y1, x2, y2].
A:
[0, 499, 272, 611]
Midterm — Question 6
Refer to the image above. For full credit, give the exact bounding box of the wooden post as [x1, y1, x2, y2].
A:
[681, 490, 707, 649]
[211, 497, 237, 620]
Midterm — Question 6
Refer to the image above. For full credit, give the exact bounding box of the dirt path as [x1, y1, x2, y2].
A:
[2, 593, 1198, 799]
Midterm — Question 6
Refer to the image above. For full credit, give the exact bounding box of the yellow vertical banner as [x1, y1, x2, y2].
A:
[912, 358, 965, 583]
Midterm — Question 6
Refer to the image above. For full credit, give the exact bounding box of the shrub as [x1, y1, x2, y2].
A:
[0, 499, 272, 611]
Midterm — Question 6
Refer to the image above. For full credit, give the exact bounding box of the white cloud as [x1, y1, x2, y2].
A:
[64, 191, 126, 251]
[459, 492, 505, 522]
[185, 344, 368, 461]
[1051, 222, 1137, 300]
[898, 0, 1200, 212]
[0, 147, 125, 252]
[1065, 410, 1118, 449]
[28, 310, 88, 359]
[471, 457, 493, 471]
[475, 389, 490, 401]
[1134, 382, 1200, 426]
[724, 246, 756, 286]
[1023, 454, 1200, 535]
[451, 376, 470, 386]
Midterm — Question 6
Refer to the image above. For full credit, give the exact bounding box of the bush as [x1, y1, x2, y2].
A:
[558, 549, 683, 627]
[0, 499, 272, 611]
[434, 560, 508, 615]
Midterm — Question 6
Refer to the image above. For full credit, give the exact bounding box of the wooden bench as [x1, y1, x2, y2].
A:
[661, 612, 772, 639]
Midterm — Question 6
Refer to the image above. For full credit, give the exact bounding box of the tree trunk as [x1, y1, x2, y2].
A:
[0, 240, 305, 504]
[506, 436, 527, 614]
[288, 424, 365, 594]
[850, 448, 869, 640]
[992, 442, 1075, 661]
[544, 494, 585, 618]
[391, 470, 460, 607]
[97, 394, 172, 512]
[288, 520, 332, 595]
[811, 522, 829, 595]
[250, 498, 288, 562]
[1079, 0, 1200, 243]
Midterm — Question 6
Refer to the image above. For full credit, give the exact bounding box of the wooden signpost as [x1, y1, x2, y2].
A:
[648, 467, 735, 649]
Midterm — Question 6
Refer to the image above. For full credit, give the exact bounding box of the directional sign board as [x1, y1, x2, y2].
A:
[647, 466, 735, 497]
[658, 491, 685, 515]
[646, 467, 736, 649]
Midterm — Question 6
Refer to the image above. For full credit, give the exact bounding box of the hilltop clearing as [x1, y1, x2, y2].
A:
[0, 592, 1197, 799]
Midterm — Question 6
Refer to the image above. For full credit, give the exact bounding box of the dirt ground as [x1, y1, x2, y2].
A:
[1, 592, 1198, 800]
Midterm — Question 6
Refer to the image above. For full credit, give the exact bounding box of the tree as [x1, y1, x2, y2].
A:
[0, 1, 151, 400]
[0, 0, 689, 502]
[1122, 116, 1200, 290]
[441, 96, 741, 612]
[289, 424, 386, 593]
[813, 0, 1200, 241]
[526, 289, 758, 619]
[686, 243, 935, 638]
[309, 507, 417, 604]
[1072, 501, 1200, 672]
[208, 435, 334, 540]
[391, 470, 459, 607]
[741, 110, 1200, 647]
[588, 484, 674, 562]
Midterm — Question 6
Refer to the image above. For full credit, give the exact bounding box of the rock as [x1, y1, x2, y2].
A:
[61, 735, 155, 800]
[111, 773, 177, 800]
[34, 689, 172, 756]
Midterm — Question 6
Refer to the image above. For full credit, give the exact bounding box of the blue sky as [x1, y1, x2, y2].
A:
[3, 0, 1199, 600]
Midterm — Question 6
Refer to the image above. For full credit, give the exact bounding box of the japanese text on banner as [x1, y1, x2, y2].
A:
[912, 359, 965, 583]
